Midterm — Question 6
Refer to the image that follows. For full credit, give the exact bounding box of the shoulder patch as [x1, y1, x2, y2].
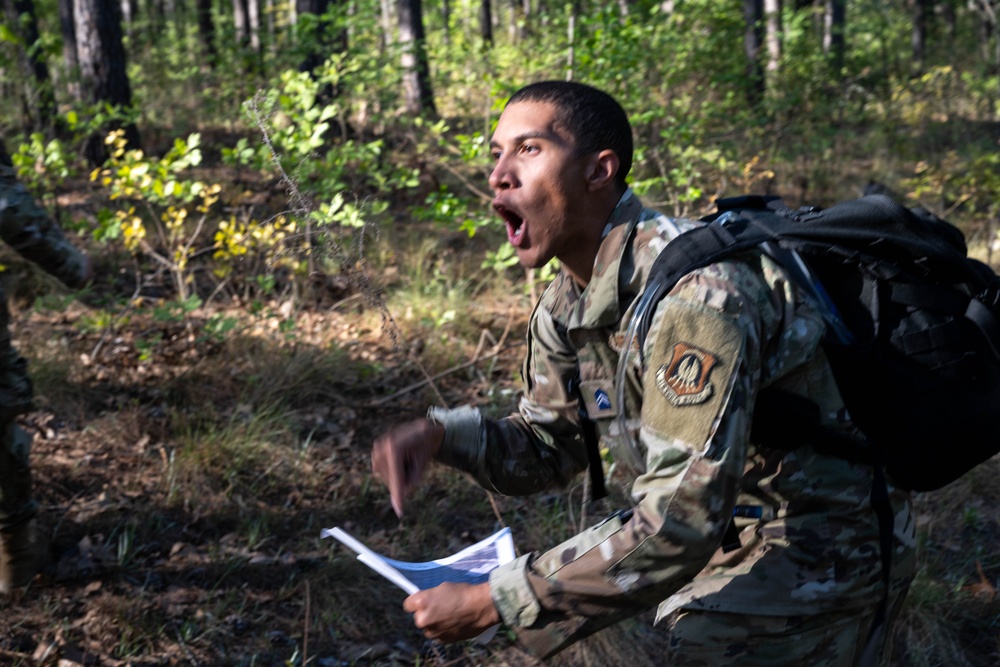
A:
[656, 342, 718, 406]
[642, 301, 744, 450]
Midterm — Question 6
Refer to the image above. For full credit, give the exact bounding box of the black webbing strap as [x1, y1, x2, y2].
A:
[857, 464, 894, 667]
[636, 217, 774, 361]
[966, 296, 1000, 360]
[581, 415, 607, 501]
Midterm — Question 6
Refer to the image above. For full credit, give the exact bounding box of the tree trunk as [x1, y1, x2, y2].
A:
[233, 0, 249, 47]
[743, 0, 765, 106]
[297, 0, 348, 103]
[147, 0, 163, 39]
[196, 0, 217, 67]
[1, 0, 57, 130]
[119, 0, 135, 25]
[823, 0, 845, 76]
[233, 0, 261, 73]
[912, 0, 932, 74]
[479, 0, 492, 47]
[941, 0, 956, 40]
[566, 3, 575, 80]
[379, 0, 393, 51]
[74, 0, 140, 164]
[59, 0, 80, 100]
[265, 0, 274, 45]
[397, 0, 435, 116]
[297, 0, 330, 71]
[441, 0, 449, 45]
[247, 0, 260, 54]
[764, 0, 781, 79]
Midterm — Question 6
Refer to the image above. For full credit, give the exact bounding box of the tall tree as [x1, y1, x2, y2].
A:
[58, 0, 80, 100]
[233, 0, 250, 49]
[196, 0, 217, 68]
[764, 0, 781, 81]
[1, 0, 57, 130]
[479, 0, 492, 47]
[972, 1, 998, 80]
[440, 0, 450, 45]
[296, 0, 347, 103]
[379, 0, 393, 50]
[297, 0, 334, 72]
[233, 0, 262, 72]
[74, 0, 139, 164]
[823, 0, 846, 77]
[912, 0, 933, 74]
[397, 0, 435, 116]
[247, 0, 260, 53]
[743, 0, 765, 105]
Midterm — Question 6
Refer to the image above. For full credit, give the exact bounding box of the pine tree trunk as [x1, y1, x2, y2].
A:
[743, 0, 765, 105]
[379, 0, 393, 51]
[1, 0, 56, 130]
[764, 0, 781, 79]
[912, 0, 932, 74]
[74, 0, 140, 163]
[196, 0, 217, 67]
[397, 0, 436, 116]
[297, 0, 348, 104]
[59, 0, 79, 90]
[823, 0, 845, 76]
[441, 0, 449, 45]
[479, 0, 492, 47]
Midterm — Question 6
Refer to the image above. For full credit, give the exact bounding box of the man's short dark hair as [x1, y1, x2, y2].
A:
[507, 81, 633, 188]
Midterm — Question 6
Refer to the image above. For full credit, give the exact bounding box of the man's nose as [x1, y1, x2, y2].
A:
[488, 158, 514, 191]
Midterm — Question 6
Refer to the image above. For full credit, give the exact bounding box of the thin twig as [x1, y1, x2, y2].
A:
[303, 579, 310, 667]
[370, 340, 524, 407]
[326, 292, 363, 311]
[439, 160, 493, 203]
[487, 492, 507, 533]
[90, 266, 145, 359]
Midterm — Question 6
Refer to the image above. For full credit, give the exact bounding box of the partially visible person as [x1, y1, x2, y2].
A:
[0, 138, 92, 592]
[370, 81, 915, 665]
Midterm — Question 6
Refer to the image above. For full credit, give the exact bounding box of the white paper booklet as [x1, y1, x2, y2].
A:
[321, 526, 516, 594]
[322, 525, 516, 643]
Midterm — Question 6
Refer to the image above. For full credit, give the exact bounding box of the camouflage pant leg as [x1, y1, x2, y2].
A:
[663, 593, 908, 667]
[0, 290, 36, 529]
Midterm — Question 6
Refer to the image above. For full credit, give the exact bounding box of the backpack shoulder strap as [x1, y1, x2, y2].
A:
[632, 197, 790, 358]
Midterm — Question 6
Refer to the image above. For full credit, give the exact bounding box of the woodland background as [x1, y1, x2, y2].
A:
[1, 0, 999, 665]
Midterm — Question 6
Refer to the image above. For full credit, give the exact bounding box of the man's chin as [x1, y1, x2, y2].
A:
[515, 250, 544, 270]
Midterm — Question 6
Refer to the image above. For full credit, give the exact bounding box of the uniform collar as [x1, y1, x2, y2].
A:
[544, 189, 645, 332]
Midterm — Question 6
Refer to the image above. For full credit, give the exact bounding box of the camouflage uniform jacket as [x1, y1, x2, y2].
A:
[430, 190, 917, 658]
[0, 144, 89, 289]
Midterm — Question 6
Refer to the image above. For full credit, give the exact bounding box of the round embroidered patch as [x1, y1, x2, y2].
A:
[656, 342, 718, 406]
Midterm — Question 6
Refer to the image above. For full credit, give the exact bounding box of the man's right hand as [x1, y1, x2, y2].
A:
[371, 418, 445, 518]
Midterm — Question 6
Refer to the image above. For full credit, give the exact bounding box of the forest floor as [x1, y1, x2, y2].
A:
[0, 185, 998, 667]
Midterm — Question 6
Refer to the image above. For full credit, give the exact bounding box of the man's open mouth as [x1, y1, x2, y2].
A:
[495, 205, 525, 246]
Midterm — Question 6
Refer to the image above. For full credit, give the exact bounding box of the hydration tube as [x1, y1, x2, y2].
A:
[611, 281, 662, 475]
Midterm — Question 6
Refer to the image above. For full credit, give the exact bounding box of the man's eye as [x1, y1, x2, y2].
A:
[491, 150, 502, 161]
[521, 144, 539, 154]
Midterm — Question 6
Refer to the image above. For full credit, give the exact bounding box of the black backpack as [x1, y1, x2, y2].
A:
[626, 193, 1000, 492]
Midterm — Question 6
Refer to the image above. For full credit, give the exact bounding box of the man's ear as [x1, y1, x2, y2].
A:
[586, 149, 620, 191]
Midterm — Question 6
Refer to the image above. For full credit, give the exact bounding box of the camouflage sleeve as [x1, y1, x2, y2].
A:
[0, 159, 89, 288]
[488, 263, 777, 659]
[432, 300, 591, 495]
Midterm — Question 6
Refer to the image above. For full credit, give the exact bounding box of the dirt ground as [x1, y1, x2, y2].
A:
[0, 277, 997, 667]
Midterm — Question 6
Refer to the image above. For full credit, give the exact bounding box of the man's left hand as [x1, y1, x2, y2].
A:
[403, 582, 501, 642]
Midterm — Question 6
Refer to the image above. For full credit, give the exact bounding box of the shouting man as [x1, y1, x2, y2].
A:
[372, 81, 915, 666]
